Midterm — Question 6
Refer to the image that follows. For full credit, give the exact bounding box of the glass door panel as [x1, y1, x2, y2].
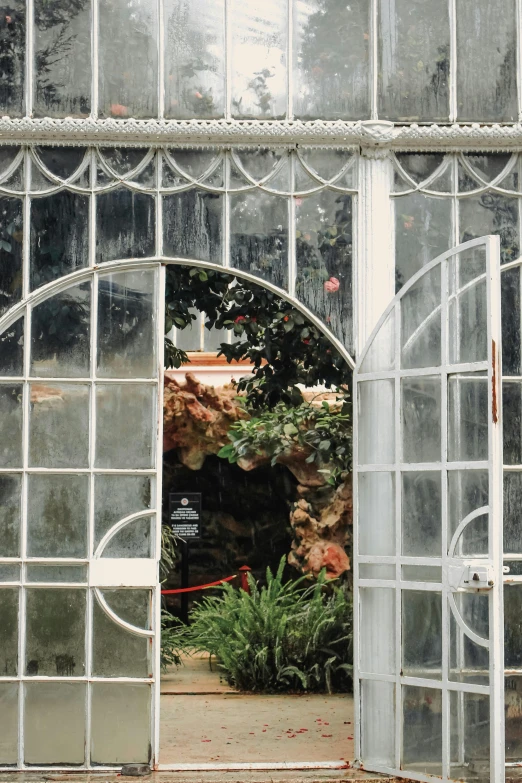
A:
[354, 237, 504, 783]
[0, 263, 163, 768]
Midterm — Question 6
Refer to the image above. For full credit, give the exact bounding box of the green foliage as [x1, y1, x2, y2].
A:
[160, 609, 182, 671]
[165, 265, 351, 409]
[218, 399, 351, 486]
[173, 558, 352, 693]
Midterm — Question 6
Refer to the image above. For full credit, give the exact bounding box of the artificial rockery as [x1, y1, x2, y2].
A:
[163, 266, 352, 580]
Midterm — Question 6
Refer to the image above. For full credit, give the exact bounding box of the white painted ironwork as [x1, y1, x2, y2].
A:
[354, 236, 504, 782]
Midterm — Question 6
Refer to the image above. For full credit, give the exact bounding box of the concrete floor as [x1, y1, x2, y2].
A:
[160, 655, 354, 766]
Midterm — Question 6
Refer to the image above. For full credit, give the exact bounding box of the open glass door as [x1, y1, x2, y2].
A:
[0, 262, 163, 769]
[353, 237, 504, 783]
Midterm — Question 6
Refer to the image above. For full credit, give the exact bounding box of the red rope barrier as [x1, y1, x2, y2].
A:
[161, 574, 237, 595]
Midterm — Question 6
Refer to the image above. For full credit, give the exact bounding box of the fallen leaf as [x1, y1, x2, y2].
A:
[321, 734, 333, 738]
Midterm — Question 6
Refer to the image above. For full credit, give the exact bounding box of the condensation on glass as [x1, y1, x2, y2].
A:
[0, 146, 357, 355]
[0, 266, 160, 767]
[355, 237, 504, 781]
[2, 0, 521, 122]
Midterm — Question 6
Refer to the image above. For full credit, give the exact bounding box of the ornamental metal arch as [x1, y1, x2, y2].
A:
[0, 253, 354, 771]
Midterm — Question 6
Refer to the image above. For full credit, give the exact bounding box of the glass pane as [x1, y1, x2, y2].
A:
[395, 194, 452, 290]
[98, 0, 158, 118]
[0, 588, 18, 676]
[25, 589, 86, 677]
[24, 683, 85, 764]
[0, 196, 23, 316]
[359, 587, 395, 675]
[97, 270, 156, 379]
[402, 590, 442, 679]
[0, 318, 24, 377]
[401, 377, 441, 463]
[230, 0, 287, 119]
[502, 267, 521, 376]
[26, 565, 87, 583]
[0, 384, 23, 468]
[29, 383, 89, 468]
[94, 474, 153, 553]
[0, 683, 18, 764]
[31, 283, 91, 377]
[402, 565, 442, 582]
[402, 686, 442, 775]
[358, 472, 395, 556]
[448, 470, 488, 557]
[360, 311, 395, 374]
[506, 675, 522, 761]
[401, 264, 441, 369]
[164, 0, 225, 118]
[96, 190, 155, 263]
[449, 293, 488, 368]
[34, 0, 91, 117]
[505, 585, 522, 670]
[449, 593, 489, 685]
[295, 190, 353, 350]
[456, 0, 517, 122]
[30, 192, 89, 290]
[293, 0, 369, 120]
[378, 0, 449, 121]
[0, 1, 25, 116]
[357, 380, 395, 465]
[27, 474, 88, 558]
[36, 147, 87, 180]
[359, 564, 395, 580]
[503, 382, 522, 464]
[450, 691, 489, 781]
[230, 192, 288, 289]
[92, 590, 152, 678]
[448, 374, 488, 462]
[402, 471, 441, 556]
[504, 472, 522, 554]
[0, 474, 21, 557]
[162, 190, 223, 264]
[91, 684, 151, 764]
[459, 194, 519, 267]
[95, 384, 155, 469]
[0, 564, 20, 581]
[361, 680, 395, 767]
[102, 516, 153, 559]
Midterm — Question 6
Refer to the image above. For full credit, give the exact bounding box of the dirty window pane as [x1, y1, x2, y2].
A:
[98, 0, 158, 118]
[163, 190, 223, 264]
[24, 683, 85, 764]
[0, 384, 23, 468]
[29, 383, 90, 469]
[395, 193, 452, 289]
[0, 1, 25, 116]
[295, 190, 353, 350]
[0, 684, 18, 764]
[0, 196, 23, 316]
[456, 0, 517, 121]
[164, 0, 225, 119]
[293, 0, 370, 120]
[92, 590, 151, 678]
[91, 684, 151, 764]
[25, 589, 86, 677]
[27, 474, 88, 558]
[34, 0, 91, 117]
[378, 0, 450, 121]
[459, 193, 519, 267]
[0, 589, 18, 676]
[95, 384, 155, 469]
[0, 475, 21, 558]
[230, 191, 288, 289]
[94, 475, 153, 553]
[31, 283, 91, 377]
[96, 190, 155, 263]
[30, 191, 89, 290]
[230, 0, 287, 118]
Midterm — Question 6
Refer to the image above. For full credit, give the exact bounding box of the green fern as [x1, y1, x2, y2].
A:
[173, 557, 352, 693]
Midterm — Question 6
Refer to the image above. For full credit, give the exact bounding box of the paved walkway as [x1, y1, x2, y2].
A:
[160, 655, 354, 766]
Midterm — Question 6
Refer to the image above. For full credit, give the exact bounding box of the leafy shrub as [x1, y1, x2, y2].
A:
[218, 399, 351, 486]
[173, 557, 352, 693]
[160, 609, 182, 671]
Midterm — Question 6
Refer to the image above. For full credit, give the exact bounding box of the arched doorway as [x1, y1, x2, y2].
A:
[0, 255, 354, 770]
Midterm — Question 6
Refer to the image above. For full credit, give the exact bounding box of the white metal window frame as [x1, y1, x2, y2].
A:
[353, 235, 505, 783]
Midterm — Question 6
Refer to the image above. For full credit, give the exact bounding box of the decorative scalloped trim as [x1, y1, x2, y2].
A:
[3, 117, 522, 149]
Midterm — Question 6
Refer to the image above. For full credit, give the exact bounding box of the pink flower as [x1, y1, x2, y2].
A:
[404, 221, 413, 229]
[294, 197, 303, 206]
[110, 103, 128, 117]
[5, 15, 12, 22]
[194, 91, 203, 99]
[234, 315, 246, 324]
[323, 277, 340, 293]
